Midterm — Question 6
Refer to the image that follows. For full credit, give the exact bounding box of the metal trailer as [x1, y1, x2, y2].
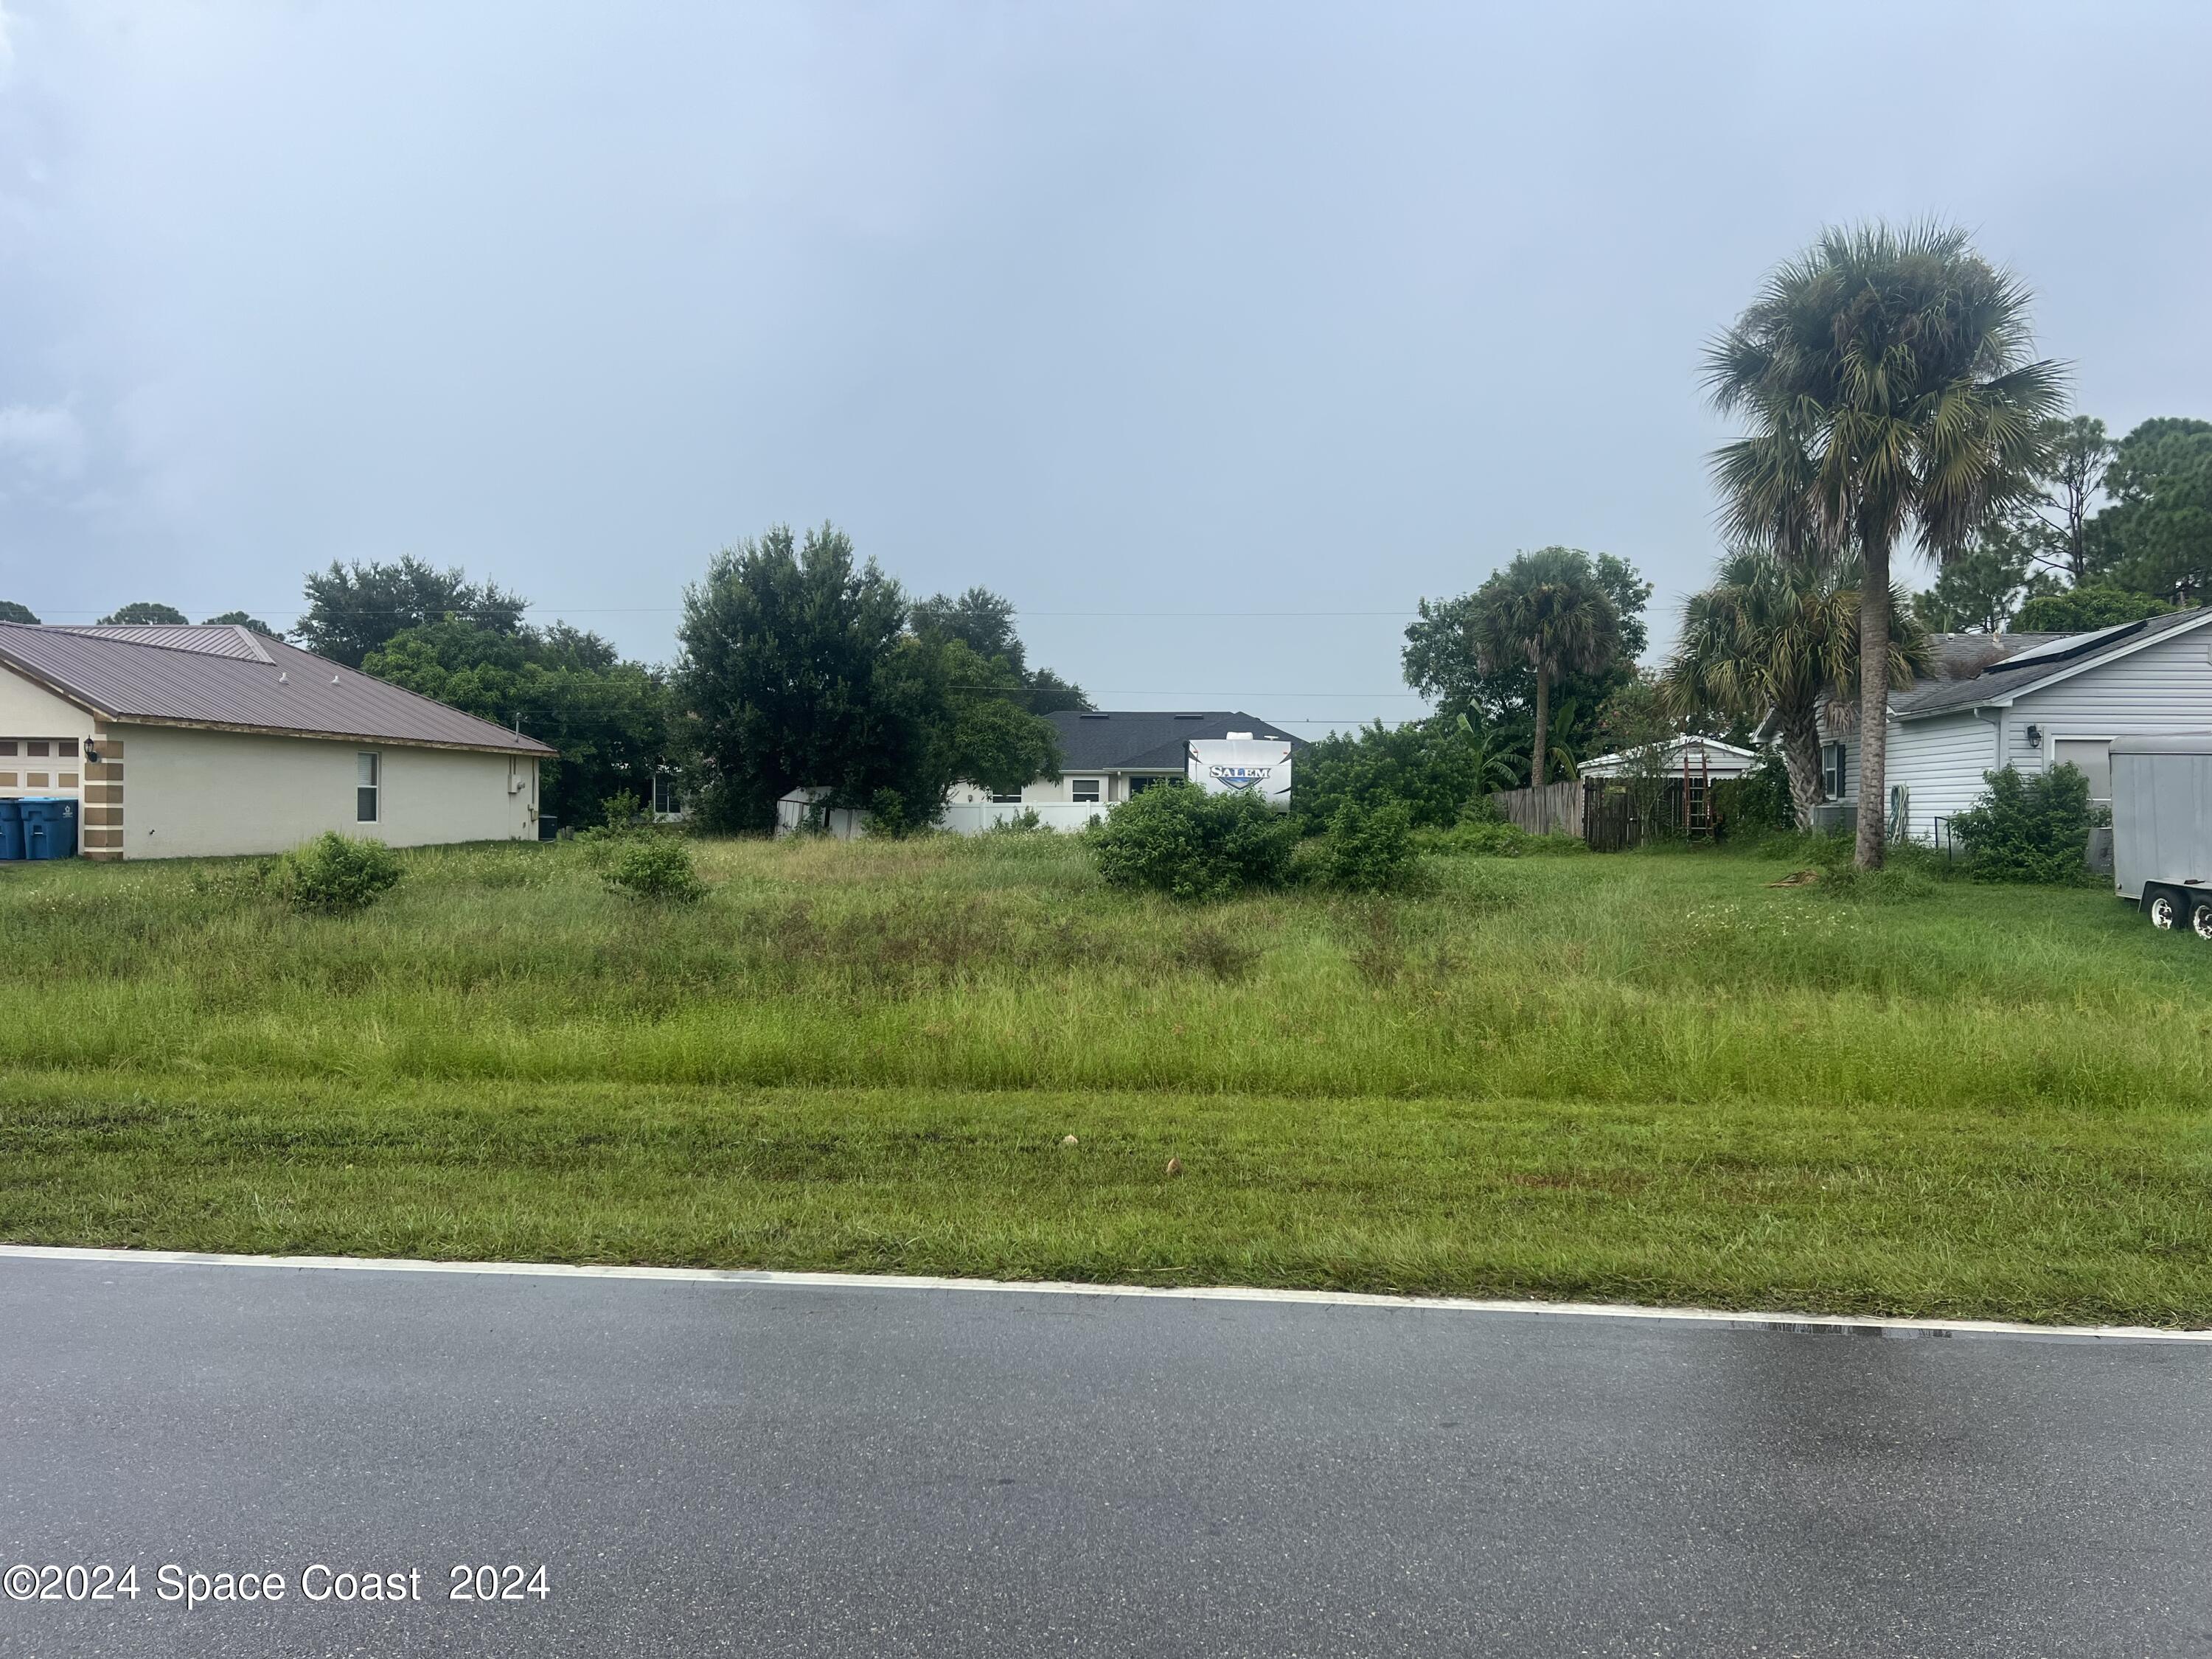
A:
[2110, 735, 2212, 936]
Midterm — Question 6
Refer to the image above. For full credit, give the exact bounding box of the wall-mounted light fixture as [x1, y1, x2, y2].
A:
[82, 740, 102, 765]
[2025, 723, 2042, 748]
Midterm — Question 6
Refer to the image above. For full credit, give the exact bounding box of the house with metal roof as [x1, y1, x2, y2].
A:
[1812, 607, 2212, 841]
[0, 622, 556, 860]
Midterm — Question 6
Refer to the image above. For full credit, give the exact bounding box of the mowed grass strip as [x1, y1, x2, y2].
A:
[4, 1073, 2208, 1327]
[3, 832, 2211, 1323]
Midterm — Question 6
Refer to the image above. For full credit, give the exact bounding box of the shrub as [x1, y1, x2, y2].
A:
[1712, 749, 1795, 839]
[1293, 716, 1504, 832]
[986, 807, 1048, 835]
[1950, 764, 2110, 885]
[1315, 799, 1418, 893]
[599, 790, 642, 830]
[1087, 785, 1296, 902]
[277, 833, 406, 916]
[603, 834, 707, 903]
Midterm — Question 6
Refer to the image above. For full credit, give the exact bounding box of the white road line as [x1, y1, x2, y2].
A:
[1, 1243, 2203, 1343]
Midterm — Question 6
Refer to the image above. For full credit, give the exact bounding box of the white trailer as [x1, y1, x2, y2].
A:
[1186, 735, 1293, 811]
[2110, 735, 2212, 936]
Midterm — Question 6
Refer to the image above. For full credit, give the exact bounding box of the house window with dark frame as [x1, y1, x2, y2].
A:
[653, 773, 685, 816]
[357, 752, 380, 823]
[1071, 778, 1102, 804]
[990, 789, 1023, 804]
[1127, 774, 1179, 795]
[1821, 742, 1847, 801]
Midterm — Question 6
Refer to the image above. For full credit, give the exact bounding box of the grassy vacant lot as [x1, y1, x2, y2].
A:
[3, 832, 2208, 1324]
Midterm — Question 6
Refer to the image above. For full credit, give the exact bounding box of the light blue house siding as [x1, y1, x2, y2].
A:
[1829, 612, 2212, 842]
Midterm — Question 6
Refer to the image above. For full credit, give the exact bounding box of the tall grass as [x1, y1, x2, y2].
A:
[5, 835, 2210, 1318]
[0, 834, 2203, 1112]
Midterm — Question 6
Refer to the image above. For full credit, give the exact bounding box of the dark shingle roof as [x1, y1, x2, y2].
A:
[0, 623, 556, 755]
[1892, 610, 2212, 719]
[1048, 709, 1306, 773]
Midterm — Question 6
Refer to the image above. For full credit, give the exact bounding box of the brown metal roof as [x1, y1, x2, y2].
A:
[0, 623, 557, 756]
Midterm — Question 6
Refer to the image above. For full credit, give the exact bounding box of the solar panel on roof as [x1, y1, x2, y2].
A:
[1997, 619, 2145, 670]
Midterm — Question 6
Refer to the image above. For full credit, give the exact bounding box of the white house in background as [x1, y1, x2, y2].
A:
[0, 622, 554, 859]
[1813, 608, 2212, 841]
[779, 709, 1310, 837]
[941, 709, 1305, 832]
[1579, 734, 1758, 783]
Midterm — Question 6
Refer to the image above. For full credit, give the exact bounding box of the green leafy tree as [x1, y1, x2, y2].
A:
[204, 610, 285, 638]
[919, 639, 1064, 804]
[364, 617, 671, 824]
[299, 557, 529, 667]
[676, 524, 912, 830]
[2098, 418, 2212, 602]
[1665, 549, 1927, 828]
[0, 600, 38, 624]
[2017, 416, 2117, 584]
[912, 585, 1091, 715]
[98, 601, 188, 625]
[1294, 714, 1513, 833]
[1912, 531, 2053, 633]
[1448, 547, 1624, 827]
[2011, 585, 2175, 632]
[675, 524, 1060, 832]
[1402, 552, 1649, 782]
[1707, 222, 2065, 868]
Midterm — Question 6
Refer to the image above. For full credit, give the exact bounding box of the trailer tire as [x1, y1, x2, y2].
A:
[2146, 888, 2185, 931]
[2191, 903, 2212, 942]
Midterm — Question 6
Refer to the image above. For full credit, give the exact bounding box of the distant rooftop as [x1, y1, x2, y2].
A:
[1048, 709, 1304, 772]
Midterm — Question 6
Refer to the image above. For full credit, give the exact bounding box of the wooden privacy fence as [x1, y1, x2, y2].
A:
[1490, 779, 1690, 850]
[1486, 779, 1588, 838]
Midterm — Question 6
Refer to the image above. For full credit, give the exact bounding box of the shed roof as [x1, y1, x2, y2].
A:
[1048, 709, 1305, 773]
[0, 623, 557, 756]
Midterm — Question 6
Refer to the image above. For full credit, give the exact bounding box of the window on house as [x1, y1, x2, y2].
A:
[1821, 742, 1847, 801]
[1128, 774, 1178, 795]
[0, 741, 15, 757]
[1071, 778, 1102, 804]
[2050, 737, 2112, 802]
[357, 752, 380, 822]
[58, 739, 77, 757]
[27, 740, 48, 757]
[653, 773, 684, 815]
[990, 790, 1023, 804]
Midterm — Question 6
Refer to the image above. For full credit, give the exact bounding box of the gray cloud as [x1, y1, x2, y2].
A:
[2, 1, 2207, 729]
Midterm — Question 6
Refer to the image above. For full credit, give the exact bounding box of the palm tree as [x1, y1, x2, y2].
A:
[1663, 549, 1929, 828]
[1467, 547, 1623, 830]
[1705, 223, 2065, 868]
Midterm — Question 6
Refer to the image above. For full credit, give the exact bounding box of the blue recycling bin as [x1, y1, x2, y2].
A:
[18, 796, 78, 860]
[0, 799, 21, 861]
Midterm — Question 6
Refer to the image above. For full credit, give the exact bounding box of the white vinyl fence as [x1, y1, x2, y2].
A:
[776, 791, 1105, 838]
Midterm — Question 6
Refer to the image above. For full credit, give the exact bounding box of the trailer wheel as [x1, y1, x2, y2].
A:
[2147, 889, 2184, 931]
[2191, 903, 2212, 942]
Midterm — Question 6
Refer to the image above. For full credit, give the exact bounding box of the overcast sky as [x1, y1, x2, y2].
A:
[3, 1, 2208, 731]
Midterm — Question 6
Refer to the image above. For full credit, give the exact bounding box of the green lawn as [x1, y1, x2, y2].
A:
[3, 833, 2208, 1324]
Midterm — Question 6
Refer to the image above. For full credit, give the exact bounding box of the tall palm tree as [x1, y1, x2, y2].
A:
[1663, 549, 1929, 828]
[1468, 547, 1623, 830]
[1705, 223, 2065, 868]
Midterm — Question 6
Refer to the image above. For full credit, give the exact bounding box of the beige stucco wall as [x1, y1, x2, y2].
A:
[0, 668, 94, 746]
[0, 667, 94, 802]
[118, 723, 539, 859]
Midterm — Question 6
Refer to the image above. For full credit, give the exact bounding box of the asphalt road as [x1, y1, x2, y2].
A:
[2, 1255, 2208, 1658]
